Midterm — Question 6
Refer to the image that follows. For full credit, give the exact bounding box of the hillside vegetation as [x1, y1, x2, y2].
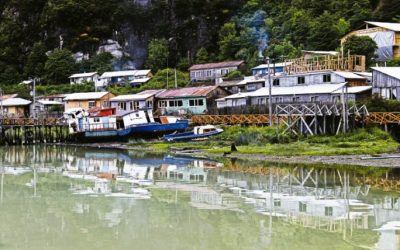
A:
[0, 0, 399, 89]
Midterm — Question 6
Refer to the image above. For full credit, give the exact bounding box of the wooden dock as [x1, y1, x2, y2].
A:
[0, 118, 69, 145]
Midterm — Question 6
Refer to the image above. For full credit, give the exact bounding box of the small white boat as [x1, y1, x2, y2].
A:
[163, 125, 223, 142]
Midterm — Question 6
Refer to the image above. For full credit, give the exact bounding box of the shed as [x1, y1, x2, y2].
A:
[371, 67, 400, 100]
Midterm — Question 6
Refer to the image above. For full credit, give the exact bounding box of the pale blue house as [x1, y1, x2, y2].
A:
[156, 86, 229, 115]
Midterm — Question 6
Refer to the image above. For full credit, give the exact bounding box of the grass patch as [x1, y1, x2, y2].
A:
[129, 126, 399, 157]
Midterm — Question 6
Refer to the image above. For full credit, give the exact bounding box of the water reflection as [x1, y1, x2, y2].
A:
[1, 146, 400, 249]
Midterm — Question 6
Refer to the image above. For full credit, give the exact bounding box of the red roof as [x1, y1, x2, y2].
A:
[156, 86, 218, 99]
[189, 61, 244, 71]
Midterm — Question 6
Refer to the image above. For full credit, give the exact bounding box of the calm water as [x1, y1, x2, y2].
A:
[1, 146, 400, 250]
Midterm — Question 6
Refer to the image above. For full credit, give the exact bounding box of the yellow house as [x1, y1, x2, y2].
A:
[341, 21, 400, 61]
[1, 97, 32, 117]
[64, 92, 115, 111]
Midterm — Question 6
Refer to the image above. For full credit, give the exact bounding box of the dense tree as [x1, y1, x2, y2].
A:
[218, 22, 241, 60]
[145, 39, 169, 73]
[24, 42, 47, 79]
[77, 52, 113, 75]
[265, 40, 301, 60]
[43, 49, 76, 84]
[195, 48, 210, 64]
[342, 35, 378, 66]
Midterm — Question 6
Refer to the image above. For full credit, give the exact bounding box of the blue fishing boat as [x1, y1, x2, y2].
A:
[163, 125, 223, 142]
[119, 110, 189, 137]
[64, 108, 189, 142]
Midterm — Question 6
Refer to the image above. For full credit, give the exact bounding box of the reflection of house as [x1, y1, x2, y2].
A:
[341, 21, 400, 61]
[64, 92, 115, 111]
[189, 61, 244, 82]
[156, 86, 229, 115]
[371, 67, 400, 100]
[0, 98, 32, 116]
[110, 89, 164, 115]
[155, 165, 208, 183]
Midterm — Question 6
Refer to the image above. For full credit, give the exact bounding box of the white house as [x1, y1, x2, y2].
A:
[69, 72, 99, 85]
[371, 67, 400, 100]
[98, 70, 152, 88]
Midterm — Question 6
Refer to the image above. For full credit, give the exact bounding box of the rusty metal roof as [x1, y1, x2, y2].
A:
[189, 61, 244, 71]
[156, 86, 218, 98]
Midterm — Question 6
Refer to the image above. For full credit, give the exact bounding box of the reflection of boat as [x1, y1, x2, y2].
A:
[163, 125, 223, 142]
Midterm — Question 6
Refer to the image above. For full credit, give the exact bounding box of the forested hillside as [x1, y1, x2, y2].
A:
[0, 0, 399, 86]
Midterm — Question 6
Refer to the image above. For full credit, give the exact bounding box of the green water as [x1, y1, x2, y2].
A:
[0, 146, 399, 250]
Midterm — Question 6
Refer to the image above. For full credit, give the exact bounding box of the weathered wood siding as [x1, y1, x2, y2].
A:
[372, 71, 400, 100]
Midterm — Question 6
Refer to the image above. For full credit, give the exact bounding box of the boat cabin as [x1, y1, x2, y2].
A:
[194, 125, 220, 135]
[121, 109, 155, 128]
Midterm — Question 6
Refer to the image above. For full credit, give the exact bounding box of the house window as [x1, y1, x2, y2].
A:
[146, 101, 153, 108]
[88, 101, 96, 109]
[310, 96, 319, 102]
[275, 97, 283, 103]
[168, 100, 183, 107]
[299, 202, 307, 212]
[325, 207, 333, 216]
[189, 99, 204, 107]
[292, 97, 300, 103]
[297, 76, 305, 84]
[103, 101, 110, 108]
[129, 101, 139, 110]
[159, 100, 167, 108]
[93, 117, 100, 123]
[247, 84, 257, 91]
[274, 199, 281, 207]
[323, 74, 331, 83]
[273, 79, 280, 86]
[118, 102, 126, 111]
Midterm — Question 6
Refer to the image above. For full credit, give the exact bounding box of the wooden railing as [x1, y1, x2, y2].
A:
[364, 112, 400, 124]
[0, 117, 66, 126]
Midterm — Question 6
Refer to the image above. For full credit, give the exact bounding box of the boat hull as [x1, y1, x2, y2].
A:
[120, 122, 189, 138]
[163, 129, 223, 142]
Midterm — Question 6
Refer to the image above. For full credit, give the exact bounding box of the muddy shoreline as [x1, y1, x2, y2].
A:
[61, 142, 400, 168]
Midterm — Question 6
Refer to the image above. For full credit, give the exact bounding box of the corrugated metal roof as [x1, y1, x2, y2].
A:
[333, 86, 372, 94]
[64, 92, 109, 101]
[302, 50, 339, 56]
[372, 67, 400, 80]
[110, 89, 165, 101]
[189, 61, 244, 71]
[365, 21, 400, 32]
[69, 72, 98, 78]
[130, 77, 151, 84]
[221, 83, 347, 100]
[156, 86, 218, 98]
[252, 62, 293, 70]
[37, 100, 64, 105]
[1, 98, 32, 106]
[334, 71, 367, 79]
[100, 70, 151, 78]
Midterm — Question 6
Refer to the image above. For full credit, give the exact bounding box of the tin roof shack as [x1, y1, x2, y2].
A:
[0, 98, 32, 117]
[69, 72, 99, 85]
[109, 89, 165, 115]
[189, 61, 244, 83]
[341, 21, 400, 61]
[64, 92, 115, 112]
[98, 70, 152, 89]
[371, 67, 400, 100]
[156, 86, 229, 115]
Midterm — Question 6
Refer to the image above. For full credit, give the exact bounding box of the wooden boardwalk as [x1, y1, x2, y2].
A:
[0, 118, 69, 145]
